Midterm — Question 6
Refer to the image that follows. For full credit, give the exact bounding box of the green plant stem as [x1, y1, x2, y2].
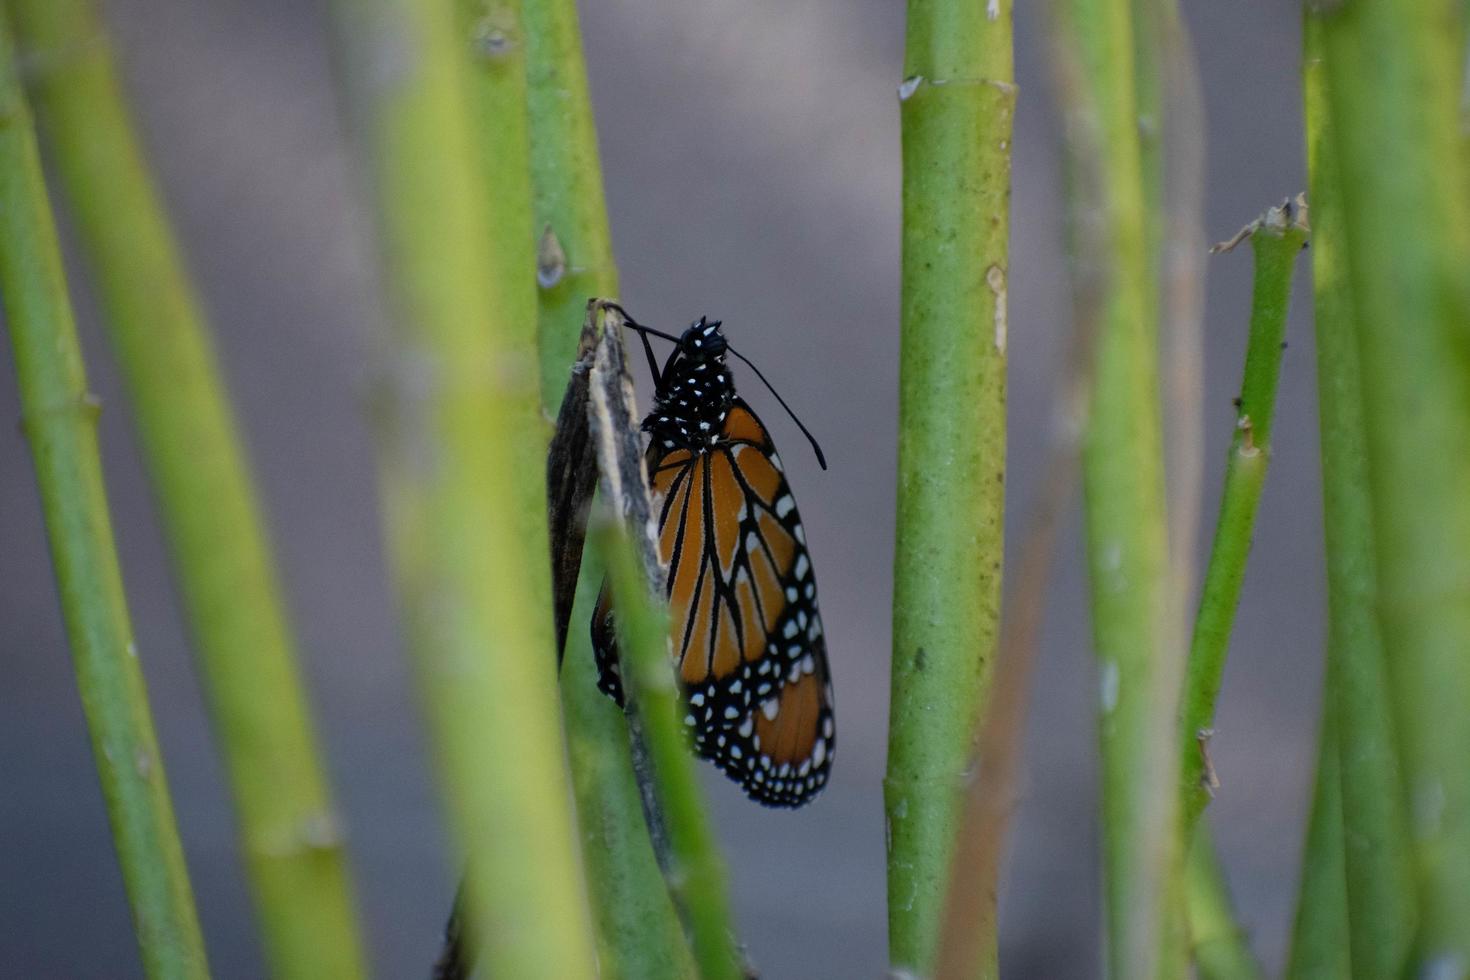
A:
[1284, 693, 1350, 980]
[329, 0, 596, 975]
[1317, 0, 1470, 963]
[0, 10, 207, 977]
[886, 0, 1012, 973]
[1179, 205, 1308, 833]
[6, 4, 368, 974]
[1186, 824, 1264, 980]
[1051, 0, 1175, 974]
[521, 10, 690, 969]
[559, 557, 695, 980]
[593, 522, 741, 980]
[524, 0, 618, 408]
[1302, 13, 1416, 974]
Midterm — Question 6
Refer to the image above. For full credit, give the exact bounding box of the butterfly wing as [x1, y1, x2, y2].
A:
[697, 399, 833, 806]
[590, 399, 834, 808]
[589, 445, 695, 708]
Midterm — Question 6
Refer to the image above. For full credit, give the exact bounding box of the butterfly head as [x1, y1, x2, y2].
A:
[679, 316, 728, 358]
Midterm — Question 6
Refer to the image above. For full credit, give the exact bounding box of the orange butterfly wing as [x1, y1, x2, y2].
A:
[590, 399, 834, 807]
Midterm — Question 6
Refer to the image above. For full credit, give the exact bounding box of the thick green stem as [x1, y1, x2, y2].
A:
[886, 0, 1012, 973]
[1186, 825, 1264, 980]
[1051, 0, 1175, 973]
[1180, 204, 1308, 832]
[0, 10, 207, 977]
[1284, 693, 1350, 979]
[329, 0, 596, 975]
[521, 7, 690, 971]
[525, 0, 618, 406]
[6, 4, 368, 974]
[1302, 13, 1416, 974]
[1317, 0, 1470, 962]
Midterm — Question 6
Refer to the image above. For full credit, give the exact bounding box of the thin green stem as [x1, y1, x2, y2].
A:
[560, 556, 695, 980]
[520, 8, 690, 969]
[1302, 12, 1416, 974]
[6, 4, 367, 974]
[1186, 825, 1264, 980]
[1284, 690, 1350, 980]
[886, 0, 1012, 973]
[0, 9, 207, 977]
[1180, 203, 1308, 833]
[593, 523, 741, 980]
[329, 0, 596, 975]
[1050, 0, 1175, 973]
[1318, 0, 1470, 962]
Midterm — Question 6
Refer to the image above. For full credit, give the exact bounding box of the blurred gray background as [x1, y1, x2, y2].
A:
[0, 1, 1318, 976]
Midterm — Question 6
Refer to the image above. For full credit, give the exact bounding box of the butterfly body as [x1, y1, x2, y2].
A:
[592, 317, 834, 808]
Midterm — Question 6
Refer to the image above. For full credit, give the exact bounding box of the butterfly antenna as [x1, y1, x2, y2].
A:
[605, 303, 684, 386]
[726, 346, 827, 470]
[605, 303, 683, 345]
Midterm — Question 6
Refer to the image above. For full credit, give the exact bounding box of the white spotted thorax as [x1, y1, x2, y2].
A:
[643, 316, 734, 452]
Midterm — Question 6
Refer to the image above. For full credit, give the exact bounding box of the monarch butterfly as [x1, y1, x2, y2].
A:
[592, 315, 834, 808]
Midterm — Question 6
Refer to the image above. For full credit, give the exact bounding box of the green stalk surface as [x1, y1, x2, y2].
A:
[886, 0, 1013, 973]
[594, 523, 741, 980]
[1284, 699, 1350, 979]
[525, 0, 619, 406]
[7, 4, 368, 974]
[1317, 0, 1470, 961]
[1186, 825, 1264, 980]
[1301, 12, 1416, 974]
[1052, 0, 1175, 973]
[522, 5, 690, 970]
[330, 0, 596, 975]
[559, 558, 694, 980]
[0, 10, 207, 976]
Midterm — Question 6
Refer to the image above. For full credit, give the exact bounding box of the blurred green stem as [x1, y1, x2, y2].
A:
[522, 4, 691, 972]
[559, 557, 695, 980]
[1301, 12, 1416, 974]
[330, 0, 597, 975]
[1187, 825, 1264, 980]
[1051, 0, 1176, 973]
[525, 0, 619, 407]
[886, 0, 1012, 973]
[0, 9, 207, 977]
[7, 3, 368, 974]
[1318, 0, 1470, 962]
[1179, 203, 1308, 834]
[1284, 696, 1350, 979]
[593, 524, 741, 980]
